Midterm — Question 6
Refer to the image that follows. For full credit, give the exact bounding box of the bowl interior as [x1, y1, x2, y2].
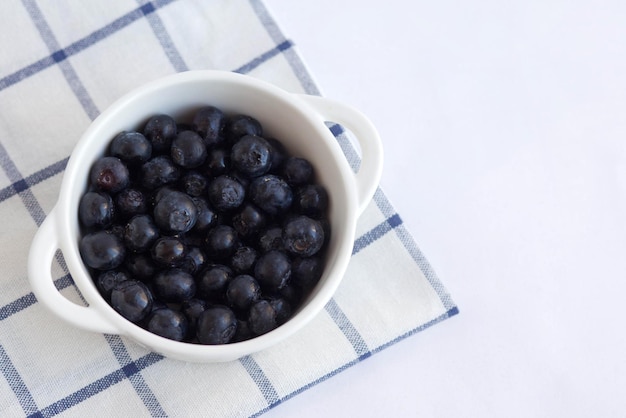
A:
[57, 72, 358, 361]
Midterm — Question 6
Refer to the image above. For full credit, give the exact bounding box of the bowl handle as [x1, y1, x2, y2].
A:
[296, 94, 383, 215]
[28, 209, 119, 335]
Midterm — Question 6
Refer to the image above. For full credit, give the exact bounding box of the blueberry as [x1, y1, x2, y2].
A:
[151, 236, 187, 267]
[203, 147, 230, 176]
[171, 130, 207, 168]
[192, 106, 225, 146]
[248, 300, 277, 336]
[283, 215, 324, 257]
[180, 246, 207, 275]
[115, 188, 147, 219]
[254, 250, 291, 291]
[150, 299, 169, 313]
[110, 131, 152, 165]
[181, 298, 209, 337]
[110, 280, 153, 323]
[228, 170, 251, 190]
[204, 225, 239, 260]
[151, 186, 178, 209]
[295, 184, 328, 218]
[153, 268, 196, 303]
[124, 214, 159, 253]
[89, 156, 130, 194]
[143, 114, 177, 154]
[265, 137, 287, 172]
[180, 171, 208, 197]
[291, 256, 324, 290]
[226, 274, 261, 311]
[231, 203, 267, 240]
[196, 306, 238, 344]
[124, 253, 157, 281]
[153, 190, 197, 234]
[146, 308, 188, 341]
[190, 196, 218, 233]
[249, 175, 293, 215]
[197, 264, 233, 301]
[79, 191, 115, 228]
[258, 226, 284, 253]
[96, 270, 130, 299]
[224, 114, 262, 143]
[230, 246, 258, 274]
[279, 283, 302, 307]
[230, 135, 272, 178]
[140, 156, 181, 190]
[281, 157, 313, 186]
[80, 230, 126, 270]
[108, 224, 125, 240]
[207, 175, 245, 212]
[269, 297, 292, 325]
[232, 320, 253, 343]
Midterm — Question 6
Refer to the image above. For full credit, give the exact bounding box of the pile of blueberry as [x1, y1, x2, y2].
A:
[78, 106, 329, 344]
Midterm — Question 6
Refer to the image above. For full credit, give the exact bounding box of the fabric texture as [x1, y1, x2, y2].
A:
[0, 1, 458, 416]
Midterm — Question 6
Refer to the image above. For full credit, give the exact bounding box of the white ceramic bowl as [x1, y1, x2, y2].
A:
[28, 70, 383, 362]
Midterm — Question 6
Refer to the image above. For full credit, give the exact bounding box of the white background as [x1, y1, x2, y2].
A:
[263, 1, 626, 417]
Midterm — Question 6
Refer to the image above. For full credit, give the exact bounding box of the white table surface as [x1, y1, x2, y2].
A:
[262, 1, 626, 417]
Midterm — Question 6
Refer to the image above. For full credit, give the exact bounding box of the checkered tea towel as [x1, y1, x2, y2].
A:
[0, 0, 458, 416]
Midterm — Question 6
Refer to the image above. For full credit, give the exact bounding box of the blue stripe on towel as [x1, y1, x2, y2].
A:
[21, 0, 100, 120]
[29, 352, 164, 418]
[240, 355, 281, 406]
[235, 40, 294, 74]
[353, 214, 403, 255]
[0, 0, 177, 93]
[104, 335, 168, 416]
[249, 0, 320, 95]
[0, 344, 40, 416]
[324, 299, 370, 359]
[0, 157, 68, 204]
[0, 141, 47, 226]
[136, 0, 189, 72]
